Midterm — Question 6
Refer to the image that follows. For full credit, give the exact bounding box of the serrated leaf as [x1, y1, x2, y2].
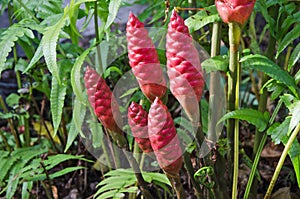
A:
[23, 44, 43, 73]
[289, 100, 300, 133]
[241, 54, 298, 97]
[41, 13, 67, 83]
[44, 154, 90, 170]
[267, 117, 291, 144]
[202, 55, 229, 73]
[89, 118, 103, 148]
[105, 0, 121, 30]
[288, 42, 300, 71]
[71, 47, 93, 103]
[276, 25, 300, 58]
[64, 119, 78, 152]
[0, 25, 34, 77]
[185, 5, 220, 32]
[218, 109, 269, 132]
[73, 97, 86, 138]
[49, 166, 85, 179]
[50, 76, 67, 136]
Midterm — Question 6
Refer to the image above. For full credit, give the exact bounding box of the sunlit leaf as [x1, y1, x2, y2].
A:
[218, 109, 269, 132]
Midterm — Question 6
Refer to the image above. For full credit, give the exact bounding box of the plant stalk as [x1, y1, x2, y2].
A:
[183, 151, 203, 199]
[166, 172, 186, 199]
[0, 96, 21, 148]
[251, 6, 278, 197]
[227, 23, 241, 198]
[123, 149, 154, 199]
[243, 100, 283, 199]
[94, 0, 103, 74]
[264, 123, 300, 199]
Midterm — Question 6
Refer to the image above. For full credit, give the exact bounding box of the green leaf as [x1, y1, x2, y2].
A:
[21, 181, 33, 199]
[288, 42, 300, 71]
[49, 166, 85, 179]
[202, 55, 229, 73]
[276, 25, 300, 58]
[41, 12, 68, 83]
[64, 119, 79, 152]
[89, 118, 103, 148]
[6, 93, 21, 108]
[120, 87, 139, 98]
[143, 172, 171, 186]
[23, 43, 43, 73]
[103, 66, 123, 79]
[94, 189, 122, 199]
[105, 0, 122, 30]
[185, 5, 220, 32]
[241, 54, 298, 97]
[71, 47, 93, 103]
[44, 154, 90, 170]
[50, 76, 67, 136]
[267, 117, 291, 144]
[0, 25, 34, 77]
[74, 0, 96, 6]
[218, 109, 269, 132]
[289, 100, 300, 133]
[73, 97, 86, 138]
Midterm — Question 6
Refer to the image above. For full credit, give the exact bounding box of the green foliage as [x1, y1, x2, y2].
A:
[202, 55, 229, 73]
[94, 168, 171, 199]
[218, 109, 270, 132]
[50, 76, 67, 136]
[241, 54, 298, 97]
[0, 146, 89, 198]
[0, 23, 34, 76]
[185, 5, 221, 33]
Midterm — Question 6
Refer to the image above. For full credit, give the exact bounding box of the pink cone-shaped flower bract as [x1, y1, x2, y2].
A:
[166, 10, 204, 121]
[126, 12, 166, 101]
[84, 66, 100, 108]
[215, 0, 256, 25]
[148, 98, 182, 174]
[128, 102, 153, 153]
[94, 77, 123, 134]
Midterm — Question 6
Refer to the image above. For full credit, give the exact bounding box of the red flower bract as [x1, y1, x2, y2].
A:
[128, 102, 153, 153]
[94, 77, 123, 134]
[126, 12, 166, 101]
[166, 10, 204, 122]
[148, 97, 182, 174]
[215, 0, 256, 25]
[84, 66, 100, 108]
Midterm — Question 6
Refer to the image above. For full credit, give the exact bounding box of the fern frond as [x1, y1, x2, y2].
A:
[0, 24, 34, 77]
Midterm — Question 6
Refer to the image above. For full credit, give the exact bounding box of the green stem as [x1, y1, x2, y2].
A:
[0, 130, 12, 151]
[24, 117, 30, 146]
[94, 0, 103, 74]
[166, 172, 186, 199]
[232, 59, 241, 199]
[182, 151, 203, 199]
[0, 96, 21, 148]
[209, 21, 229, 199]
[264, 123, 300, 199]
[243, 100, 283, 199]
[251, 6, 278, 197]
[227, 23, 241, 198]
[123, 149, 154, 199]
